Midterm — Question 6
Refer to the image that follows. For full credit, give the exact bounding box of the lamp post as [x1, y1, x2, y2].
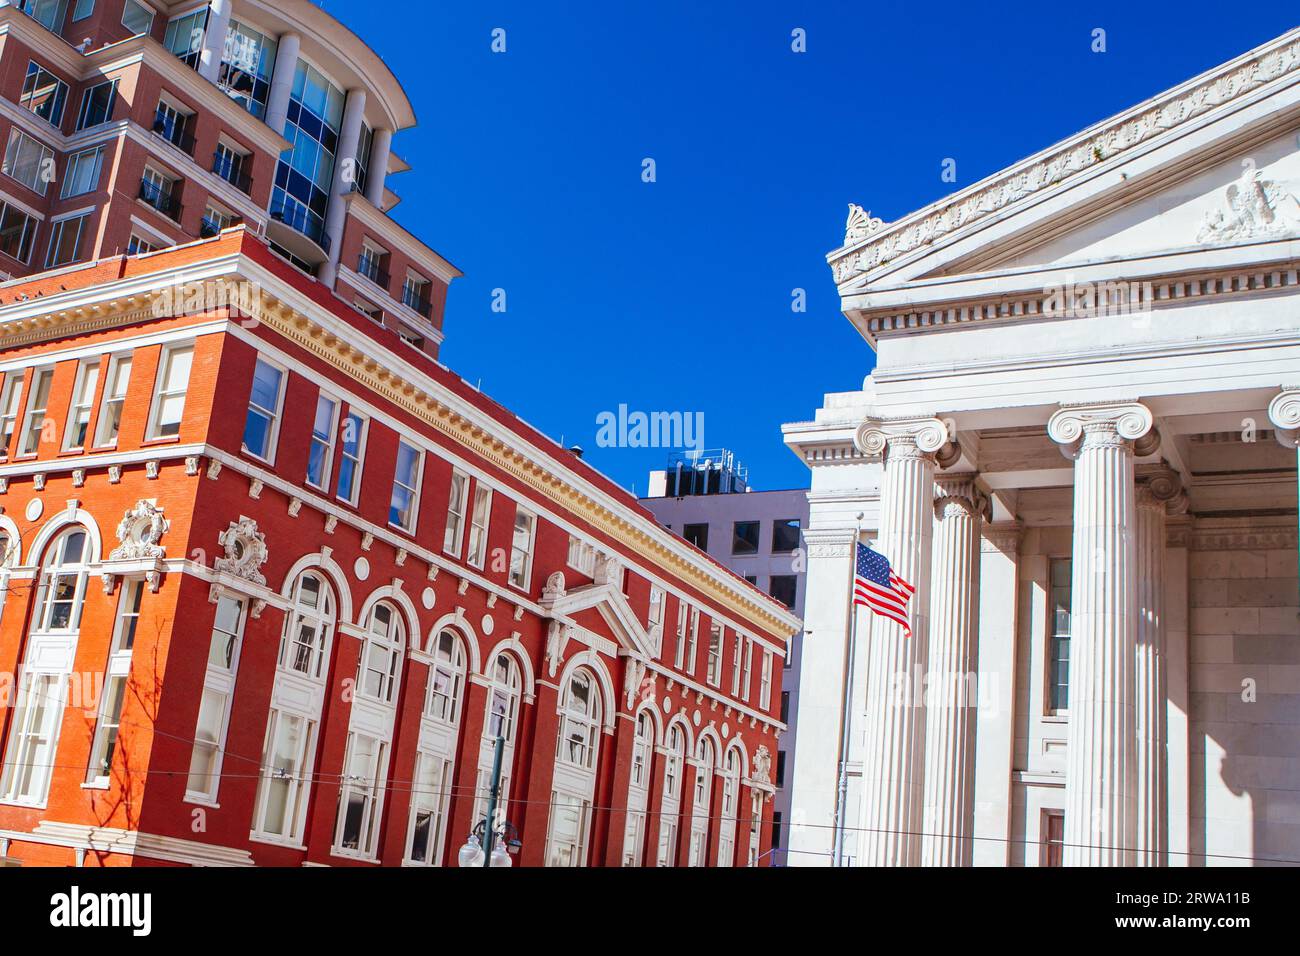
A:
[457, 735, 517, 867]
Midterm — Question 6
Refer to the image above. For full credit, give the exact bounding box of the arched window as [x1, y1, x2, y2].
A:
[717, 747, 742, 866]
[425, 628, 467, 725]
[0, 526, 90, 804]
[656, 723, 687, 866]
[546, 667, 605, 867]
[622, 709, 655, 866]
[407, 629, 468, 866]
[358, 601, 405, 702]
[472, 652, 523, 836]
[556, 669, 601, 770]
[688, 736, 716, 866]
[280, 572, 335, 678]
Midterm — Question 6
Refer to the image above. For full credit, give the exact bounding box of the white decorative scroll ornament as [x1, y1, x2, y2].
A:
[541, 571, 566, 604]
[1047, 401, 1155, 459]
[1268, 388, 1300, 449]
[623, 657, 648, 710]
[853, 416, 951, 460]
[593, 553, 623, 587]
[214, 517, 269, 586]
[1197, 167, 1300, 243]
[109, 501, 169, 560]
[751, 745, 774, 801]
[845, 204, 885, 244]
[545, 620, 574, 677]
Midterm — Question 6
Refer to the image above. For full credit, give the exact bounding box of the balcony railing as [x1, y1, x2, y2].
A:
[357, 255, 390, 292]
[153, 112, 196, 156]
[268, 196, 331, 254]
[212, 152, 253, 195]
[402, 291, 434, 319]
[139, 178, 183, 222]
[200, 215, 242, 239]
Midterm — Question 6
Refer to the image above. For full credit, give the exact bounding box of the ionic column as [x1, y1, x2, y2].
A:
[852, 416, 952, 866]
[921, 474, 987, 867]
[1047, 402, 1155, 866]
[1269, 390, 1300, 611]
[1134, 468, 1184, 866]
[264, 33, 302, 136]
[198, 0, 233, 84]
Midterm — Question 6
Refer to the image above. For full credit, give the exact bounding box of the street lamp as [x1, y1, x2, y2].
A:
[456, 735, 519, 867]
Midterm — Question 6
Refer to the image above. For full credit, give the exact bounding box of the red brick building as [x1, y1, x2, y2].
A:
[0, 0, 797, 867]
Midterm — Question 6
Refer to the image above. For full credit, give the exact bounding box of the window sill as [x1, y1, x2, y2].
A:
[387, 521, 417, 538]
[141, 435, 181, 448]
[240, 447, 276, 467]
[1042, 713, 1068, 724]
[249, 833, 307, 852]
[183, 795, 220, 809]
[80, 781, 109, 791]
[329, 849, 380, 864]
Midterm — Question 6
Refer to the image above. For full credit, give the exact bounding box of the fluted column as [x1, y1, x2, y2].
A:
[1048, 402, 1155, 866]
[1133, 468, 1183, 866]
[921, 474, 987, 866]
[852, 416, 952, 866]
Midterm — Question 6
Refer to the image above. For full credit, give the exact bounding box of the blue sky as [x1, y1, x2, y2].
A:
[332, 0, 1298, 494]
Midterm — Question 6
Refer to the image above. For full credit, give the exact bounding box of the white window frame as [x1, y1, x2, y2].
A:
[443, 469, 468, 557]
[760, 650, 773, 710]
[466, 484, 492, 569]
[62, 359, 100, 452]
[45, 212, 90, 268]
[673, 601, 687, 669]
[3, 127, 54, 196]
[18, 366, 53, 456]
[146, 342, 194, 440]
[688, 739, 716, 867]
[92, 353, 132, 448]
[61, 146, 104, 199]
[20, 61, 69, 128]
[357, 602, 404, 704]
[405, 749, 453, 867]
[305, 392, 338, 490]
[184, 593, 246, 804]
[121, 0, 155, 36]
[86, 579, 143, 786]
[335, 409, 368, 505]
[566, 536, 596, 576]
[0, 372, 23, 456]
[741, 638, 753, 703]
[508, 505, 536, 591]
[241, 356, 287, 463]
[389, 439, 423, 533]
[332, 731, 388, 860]
[251, 708, 317, 844]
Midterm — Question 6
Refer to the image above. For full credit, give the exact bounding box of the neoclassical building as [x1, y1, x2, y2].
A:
[784, 27, 1300, 866]
[0, 0, 796, 868]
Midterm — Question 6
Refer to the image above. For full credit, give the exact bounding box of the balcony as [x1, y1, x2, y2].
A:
[266, 193, 331, 266]
[139, 178, 183, 222]
[153, 112, 196, 157]
[402, 291, 433, 319]
[357, 255, 390, 292]
[212, 153, 253, 195]
[200, 215, 242, 239]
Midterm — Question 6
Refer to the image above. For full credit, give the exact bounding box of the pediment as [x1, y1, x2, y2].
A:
[540, 577, 657, 659]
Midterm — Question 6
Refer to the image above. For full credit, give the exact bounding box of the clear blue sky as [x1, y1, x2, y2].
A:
[331, 0, 1298, 494]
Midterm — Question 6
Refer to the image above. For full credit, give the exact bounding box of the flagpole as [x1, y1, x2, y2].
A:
[832, 512, 864, 867]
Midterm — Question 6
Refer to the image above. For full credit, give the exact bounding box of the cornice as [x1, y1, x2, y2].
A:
[828, 29, 1300, 285]
[342, 192, 462, 285]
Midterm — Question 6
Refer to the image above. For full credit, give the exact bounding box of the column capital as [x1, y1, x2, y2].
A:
[981, 521, 1022, 555]
[1047, 401, 1155, 459]
[854, 416, 951, 461]
[1267, 388, 1300, 449]
[1137, 466, 1188, 516]
[801, 526, 858, 559]
[933, 472, 990, 521]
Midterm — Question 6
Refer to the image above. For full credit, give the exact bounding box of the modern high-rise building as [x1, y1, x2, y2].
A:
[0, 0, 798, 867]
[641, 451, 807, 865]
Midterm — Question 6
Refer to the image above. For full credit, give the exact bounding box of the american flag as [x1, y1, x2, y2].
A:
[854, 543, 916, 638]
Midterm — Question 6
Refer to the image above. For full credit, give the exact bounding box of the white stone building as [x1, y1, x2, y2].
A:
[783, 28, 1300, 867]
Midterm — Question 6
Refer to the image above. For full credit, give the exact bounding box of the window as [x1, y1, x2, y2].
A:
[200, 204, 234, 238]
[546, 793, 591, 868]
[769, 574, 797, 610]
[358, 243, 387, 286]
[0, 201, 38, 264]
[717, 748, 741, 866]
[72, 0, 94, 20]
[4, 129, 54, 195]
[426, 630, 467, 725]
[772, 518, 802, 553]
[153, 99, 193, 153]
[335, 411, 367, 503]
[212, 142, 251, 192]
[760, 650, 773, 709]
[20, 62, 68, 127]
[76, 80, 118, 130]
[17, 0, 65, 30]
[485, 653, 521, 741]
[467, 484, 492, 568]
[686, 608, 699, 673]
[93, 354, 131, 448]
[567, 536, 597, 575]
[657, 724, 686, 866]
[0, 374, 23, 455]
[688, 737, 715, 866]
[61, 146, 104, 198]
[389, 440, 422, 532]
[732, 520, 759, 555]
[121, 0, 154, 35]
[443, 469, 468, 556]
[271, 61, 345, 249]
[147, 343, 193, 439]
[32, 527, 89, 634]
[126, 235, 156, 256]
[63, 360, 100, 451]
[780, 690, 789, 723]
[509, 506, 536, 590]
[673, 601, 688, 669]
[46, 213, 90, 268]
[473, 652, 522, 832]
[706, 622, 723, 686]
[683, 522, 708, 550]
[1043, 811, 1065, 866]
[648, 585, 664, 637]
[353, 299, 383, 324]
[741, 638, 753, 701]
[398, 324, 425, 351]
[18, 367, 53, 456]
[775, 750, 786, 787]
[185, 595, 244, 802]
[334, 732, 387, 857]
[730, 631, 744, 695]
[358, 602, 404, 703]
[407, 751, 453, 866]
[622, 710, 655, 867]
[0, 673, 61, 805]
[305, 393, 337, 489]
[556, 670, 601, 770]
[86, 581, 143, 785]
[401, 273, 431, 316]
[163, 7, 209, 68]
[219, 20, 278, 119]
[253, 710, 314, 842]
[1049, 558, 1072, 713]
[354, 123, 374, 196]
[278, 572, 335, 679]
